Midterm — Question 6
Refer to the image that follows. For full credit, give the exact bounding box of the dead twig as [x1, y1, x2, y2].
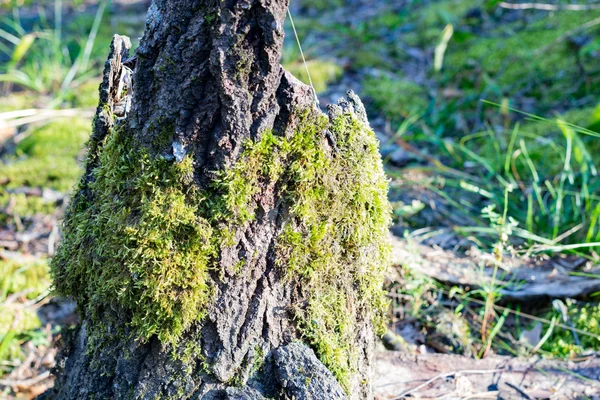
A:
[506, 382, 533, 399]
[2, 289, 34, 306]
[390, 369, 504, 399]
[499, 2, 600, 11]
[0, 108, 95, 130]
[534, 16, 600, 55]
[463, 391, 499, 399]
[0, 371, 51, 391]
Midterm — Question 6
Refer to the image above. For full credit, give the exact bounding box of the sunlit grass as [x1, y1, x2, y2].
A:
[0, 258, 51, 371]
[0, 0, 107, 107]
[387, 105, 600, 358]
[0, 117, 90, 193]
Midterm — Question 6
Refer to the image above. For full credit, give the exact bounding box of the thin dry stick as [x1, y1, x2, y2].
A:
[0, 371, 51, 389]
[0, 108, 95, 128]
[552, 223, 583, 244]
[389, 369, 504, 399]
[534, 16, 600, 55]
[286, 8, 319, 106]
[506, 382, 534, 399]
[499, 2, 600, 11]
[464, 391, 500, 399]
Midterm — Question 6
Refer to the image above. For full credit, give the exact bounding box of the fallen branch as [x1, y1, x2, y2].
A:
[374, 351, 600, 398]
[390, 369, 504, 399]
[390, 234, 600, 301]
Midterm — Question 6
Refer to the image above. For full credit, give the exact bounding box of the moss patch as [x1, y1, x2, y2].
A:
[64, 79, 101, 108]
[284, 59, 343, 93]
[1, 258, 50, 299]
[540, 300, 600, 357]
[52, 127, 215, 345]
[218, 110, 392, 390]
[0, 93, 38, 112]
[364, 76, 429, 120]
[16, 118, 89, 159]
[0, 192, 57, 226]
[0, 117, 90, 192]
[52, 106, 391, 390]
[297, 0, 342, 12]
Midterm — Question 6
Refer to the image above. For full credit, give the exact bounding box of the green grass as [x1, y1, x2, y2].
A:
[0, 258, 51, 372]
[363, 76, 429, 121]
[297, 0, 342, 12]
[387, 105, 600, 359]
[429, 108, 599, 248]
[0, 117, 90, 192]
[389, 253, 600, 359]
[0, 116, 90, 228]
[291, 0, 600, 138]
[0, 0, 140, 109]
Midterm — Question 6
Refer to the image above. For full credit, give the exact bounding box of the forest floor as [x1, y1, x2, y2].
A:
[2, 0, 600, 398]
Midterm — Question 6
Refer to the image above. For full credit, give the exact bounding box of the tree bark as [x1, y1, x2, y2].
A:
[47, 1, 391, 399]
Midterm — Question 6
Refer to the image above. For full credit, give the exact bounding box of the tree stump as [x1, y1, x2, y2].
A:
[48, 1, 391, 399]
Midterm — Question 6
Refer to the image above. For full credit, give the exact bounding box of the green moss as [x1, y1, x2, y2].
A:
[17, 118, 89, 158]
[53, 127, 215, 345]
[0, 192, 57, 220]
[0, 307, 42, 362]
[64, 79, 101, 108]
[0, 157, 83, 192]
[227, 111, 391, 390]
[0, 308, 41, 339]
[53, 105, 391, 390]
[442, 8, 600, 103]
[204, 12, 218, 24]
[419, 0, 479, 28]
[445, 33, 573, 88]
[363, 76, 429, 120]
[1, 258, 50, 300]
[0, 93, 37, 112]
[368, 11, 406, 31]
[284, 59, 343, 93]
[542, 300, 600, 357]
[350, 48, 393, 70]
[0, 117, 90, 191]
[249, 345, 265, 376]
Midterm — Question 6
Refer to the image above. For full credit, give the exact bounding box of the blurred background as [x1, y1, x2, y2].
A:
[1, 0, 600, 398]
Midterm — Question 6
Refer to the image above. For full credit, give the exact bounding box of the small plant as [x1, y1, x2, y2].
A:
[541, 299, 600, 357]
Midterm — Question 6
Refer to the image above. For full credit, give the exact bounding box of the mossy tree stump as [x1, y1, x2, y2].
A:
[48, 1, 391, 399]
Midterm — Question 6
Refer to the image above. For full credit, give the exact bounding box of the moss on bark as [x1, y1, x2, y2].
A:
[52, 104, 391, 392]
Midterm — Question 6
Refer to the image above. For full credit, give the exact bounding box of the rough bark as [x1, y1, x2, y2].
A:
[47, 1, 390, 399]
